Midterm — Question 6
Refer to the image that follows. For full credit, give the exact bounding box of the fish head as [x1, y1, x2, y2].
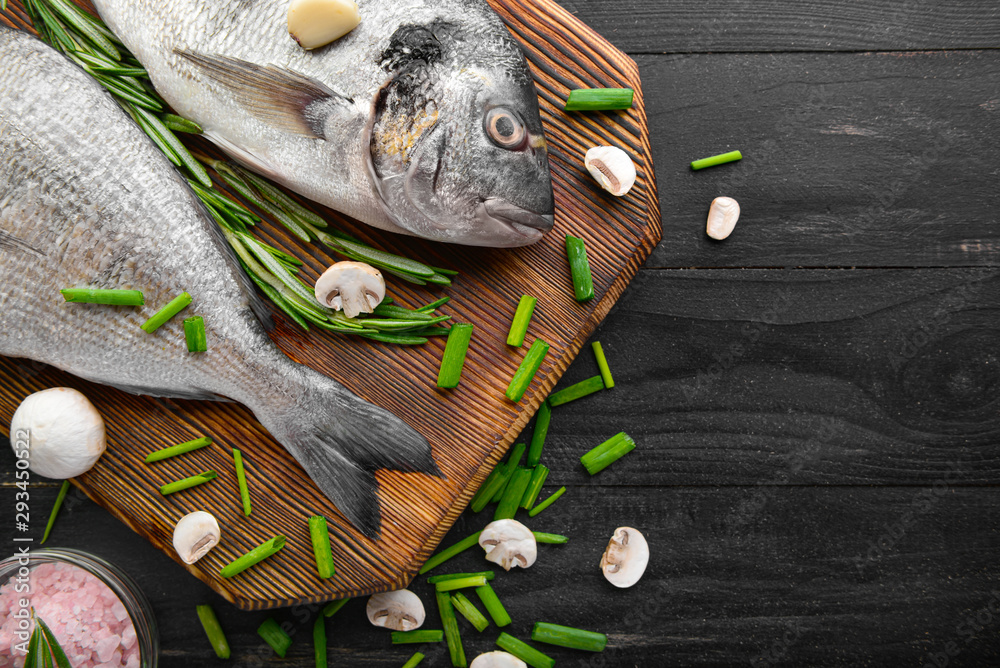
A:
[366, 21, 554, 248]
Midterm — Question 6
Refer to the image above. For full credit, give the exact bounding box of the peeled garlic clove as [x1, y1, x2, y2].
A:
[9, 387, 106, 479]
[288, 0, 360, 50]
[600, 526, 648, 588]
[172, 511, 221, 564]
[706, 196, 740, 240]
[479, 519, 537, 571]
[470, 652, 528, 668]
[366, 589, 425, 631]
[585, 146, 636, 197]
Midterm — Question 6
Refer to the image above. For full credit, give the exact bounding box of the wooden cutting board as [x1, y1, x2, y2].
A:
[0, 0, 660, 609]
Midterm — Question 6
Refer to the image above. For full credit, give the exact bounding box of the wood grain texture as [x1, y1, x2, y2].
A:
[638, 49, 1000, 268]
[0, 0, 660, 609]
[557, 0, 1000, 53]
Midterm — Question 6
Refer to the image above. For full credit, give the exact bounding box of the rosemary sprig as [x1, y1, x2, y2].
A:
[17, 0, 453, 344]
[24, 613, 72, 668]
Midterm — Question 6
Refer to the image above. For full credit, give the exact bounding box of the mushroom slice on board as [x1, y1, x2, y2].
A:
[172, 511, 221, 564]
[479, 519, 537, 571]
[600, 526, 648, 588]
[366, 589, 425, 631]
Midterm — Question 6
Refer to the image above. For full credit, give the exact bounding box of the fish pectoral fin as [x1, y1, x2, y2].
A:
[176, 50, 352, 139]
[0, 229, 44, 256]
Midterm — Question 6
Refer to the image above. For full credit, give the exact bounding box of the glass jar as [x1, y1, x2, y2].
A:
[0, 547, 158, 667]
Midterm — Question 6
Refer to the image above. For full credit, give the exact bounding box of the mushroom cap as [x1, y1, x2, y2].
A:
[600, 526, 649, 588]
[366, 589, 425, 631]
[172, 511, 221, 564]
[314, 261, 385, 319]
[9, 387, 106, 479]
[470, 652, 528, 668]
[479, 519, 537, 571]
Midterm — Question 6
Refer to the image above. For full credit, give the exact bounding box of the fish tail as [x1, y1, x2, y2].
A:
[257, 365, 442, 540]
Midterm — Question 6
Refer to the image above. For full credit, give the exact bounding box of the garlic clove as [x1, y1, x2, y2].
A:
[600, 526, 648, 588]
[585, 146, 636, 197]
[288, 0, 360, 50]
[172, 511, 221, 564]
[706, 196, 740, 240]
[366, 589, 425, 631]
[314, 261, 385, 318]
[479, 519, 537, 571]
[9, 387, 106, 479]
[470, 651, 528, 668]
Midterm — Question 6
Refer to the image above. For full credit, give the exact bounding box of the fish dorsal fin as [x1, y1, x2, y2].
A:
[175, 50, 352, 139]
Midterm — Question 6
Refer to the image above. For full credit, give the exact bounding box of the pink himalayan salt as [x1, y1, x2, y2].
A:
[0, 562, 138, 668]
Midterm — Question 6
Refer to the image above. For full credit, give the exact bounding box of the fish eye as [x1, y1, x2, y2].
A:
[484, 107, 526, 150]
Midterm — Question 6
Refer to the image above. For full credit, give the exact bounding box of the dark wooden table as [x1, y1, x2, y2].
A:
[3, 1, 999, 665]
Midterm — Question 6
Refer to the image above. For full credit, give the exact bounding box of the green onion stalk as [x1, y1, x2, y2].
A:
[15, 0, 455, 344]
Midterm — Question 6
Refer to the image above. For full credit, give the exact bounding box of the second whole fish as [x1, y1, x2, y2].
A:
[0, 28, 439, 540]
[92, 0, 555, 247]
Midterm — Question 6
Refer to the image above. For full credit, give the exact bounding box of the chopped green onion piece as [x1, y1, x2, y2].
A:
[419, 531, 482, 574]
[322, 598, 349, 618]
[233, 448, 252, 516]
[308, 516, 336, 579]
[495, 632, 555, 668]
[521, 465, 549, 509]
[196, 604, 231, 659]
[183, 316, 208, 352]
[60, 288, 143, 306]
[494, 467, 533, 520]
[314, 614, 327, 668]
[470, 465, 507, 513]
[159, 470, 217, 495]
[451, 592, 489, 632]
[40, 480, 71, 545]
[257, 617, 292, 658]
[489, 463, 517, 504]
[427, 571, 496, 584]
[437, 590, 466, 668]
[548, 375, 605, 407]
[437, 323, 474, 388]
[564, 88, 634, 111]
[528, 487, 566, 518]
[140, 291, 192, 333]
[220, 535, 286, 578]
[506, 339, 550, 402]
[475, 584, 511, 627]
[402, 652, 426, 668]
[532, 532, 568, 544]
[580, 432, 637, 475]
[690, 150, 743, 171]
[144, 436, 212, 463]
[435, 575, 488, 592]
[532, 622, 607, 652]
[526, 401, 551, 467]
[592, 341, 615, 388]
[392, 630, 444, 644]
[565, 235, 594, 302]
[506, 295, 537, 347]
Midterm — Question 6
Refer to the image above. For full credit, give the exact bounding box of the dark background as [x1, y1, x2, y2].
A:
[3, 0, 1000, 665]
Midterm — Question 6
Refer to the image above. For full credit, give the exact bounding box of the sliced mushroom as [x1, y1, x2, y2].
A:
[478, 519, 537, 571]
[470, 651, 528, 668]
[585, 146, 636, 197]
[314, 261, 385, 319]
[600, 526, 648, 588]
[172, 511, 221, 565]
[366, 589, 425, 631]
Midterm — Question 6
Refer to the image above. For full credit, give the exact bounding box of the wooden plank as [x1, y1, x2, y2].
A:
[0, 0, 660, 609]
[533, 268, 1000, 485]
[557, 0, 1000, 53]
[638, 50, 1000, 268]
[6, 481, 999, 666]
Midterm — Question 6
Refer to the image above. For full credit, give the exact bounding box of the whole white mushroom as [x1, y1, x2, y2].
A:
[9, 387, 106, 479]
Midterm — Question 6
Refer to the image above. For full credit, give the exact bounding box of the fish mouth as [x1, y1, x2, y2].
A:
[475, 198, 554, 246]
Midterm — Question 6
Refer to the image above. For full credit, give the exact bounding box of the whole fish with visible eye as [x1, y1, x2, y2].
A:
[91, 0, 555, 247]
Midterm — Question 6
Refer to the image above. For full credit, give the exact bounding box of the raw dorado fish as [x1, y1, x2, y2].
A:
[92, 0, 555, 247]
[0, 28, 439, 539]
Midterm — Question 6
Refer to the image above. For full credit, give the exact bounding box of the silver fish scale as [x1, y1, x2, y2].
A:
[0, 29, 439, 538]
